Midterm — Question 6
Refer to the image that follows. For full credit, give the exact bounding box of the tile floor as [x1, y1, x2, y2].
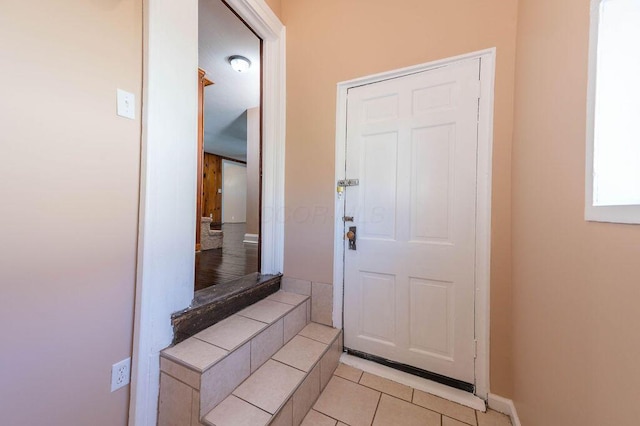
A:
[302, 363, 512, 426]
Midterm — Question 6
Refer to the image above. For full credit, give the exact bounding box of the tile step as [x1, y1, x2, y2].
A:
[203, 322, 343, 426]
[158, 290, 342, 426]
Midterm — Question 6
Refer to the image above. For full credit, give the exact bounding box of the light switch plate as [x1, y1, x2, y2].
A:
[116, 89, 135, 120]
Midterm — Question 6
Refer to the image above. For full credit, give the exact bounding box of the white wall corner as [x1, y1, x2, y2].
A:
[132, 1, 285, 425]
[130, 1, 199, 425]
[488, 394, 522, 426]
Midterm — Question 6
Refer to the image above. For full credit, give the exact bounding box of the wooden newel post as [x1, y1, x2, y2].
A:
[196, 68, 214, 252]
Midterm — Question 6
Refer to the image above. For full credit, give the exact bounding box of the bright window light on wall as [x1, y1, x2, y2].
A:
[586, 0, 640, 224]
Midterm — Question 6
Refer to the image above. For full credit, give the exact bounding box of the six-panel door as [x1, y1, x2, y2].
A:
[343, 58, 481, 385]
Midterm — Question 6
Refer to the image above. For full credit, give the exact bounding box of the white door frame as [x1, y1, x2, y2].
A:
[129, 1, 285, 425]
[332, 48, 495, 400]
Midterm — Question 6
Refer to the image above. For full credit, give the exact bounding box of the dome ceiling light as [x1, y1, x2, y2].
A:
[228, 55, 251, 73]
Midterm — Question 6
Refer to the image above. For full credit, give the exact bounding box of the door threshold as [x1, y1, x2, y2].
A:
[340, 353, 486, 412]
[345, 348, 474, 393]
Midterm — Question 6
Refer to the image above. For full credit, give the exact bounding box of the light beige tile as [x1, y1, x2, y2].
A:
[444, 416, 470, 426]
[268, 290, 310, 306]
[311, 282, 333, 326]
[359, 372, 413, 401]
[251, 318, 284, 372]
[282, 277, 312, 296]
[158, 373, 193, 426]
[301, 410, 337, 426]
[306, 300, 311, 322]
[299, 323, 340, 345]
[372, 394, 440, 426]
[413, 390, 477, 426]
[273, 335, 327, 372]
[203, 395, 271, 426]
[313, 376, 380, 426]
[160, 356, 200, 389]
[333, 363, 363, 383]
[293, 364, 321, 425]
[194, 315, 267, 351]
[233, 359, 305, 414]
[238, 299, 294, 323]
[284, 302, 308, 343]
[161, 337, 228, 372]
[477, 409, 512, 426]
[191, 390, 203, 426]
[270, 399, 293, 426]
[337, 423, 348, 426]
[200, 342, 251, 415]
[320, 333, 342, 390]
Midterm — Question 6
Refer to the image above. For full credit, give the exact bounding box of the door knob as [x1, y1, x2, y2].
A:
[346, 226, 356, 250]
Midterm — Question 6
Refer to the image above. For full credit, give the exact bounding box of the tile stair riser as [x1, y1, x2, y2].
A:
[199, 302, 310, 417]
[202, 329, 343, 426]
[200, 342, 251, 416]
[292, 335, 342, 425]
[263, 331, 343, 426]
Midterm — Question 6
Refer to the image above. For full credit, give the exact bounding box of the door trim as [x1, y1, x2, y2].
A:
[130, 1, 285, 425]
[332, 48, 495, 400]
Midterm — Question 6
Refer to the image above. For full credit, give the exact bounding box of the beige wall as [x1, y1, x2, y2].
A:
[0, 0, 142, 424]
[511, 0, 640, 424]
[281, 0, 518, 396]
[264, 0, 282, 20]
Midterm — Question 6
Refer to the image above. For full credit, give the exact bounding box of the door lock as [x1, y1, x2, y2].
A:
[346, 226, 357, 250]
[337, 179, 360, 199]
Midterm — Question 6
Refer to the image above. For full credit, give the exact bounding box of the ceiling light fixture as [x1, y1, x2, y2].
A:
[228, 55, 251, 73]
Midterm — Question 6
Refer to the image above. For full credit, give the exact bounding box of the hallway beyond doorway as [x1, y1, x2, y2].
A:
[195, 223, 259, 291]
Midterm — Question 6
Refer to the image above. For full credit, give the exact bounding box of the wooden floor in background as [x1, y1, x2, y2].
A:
[195, 223, 259, 291]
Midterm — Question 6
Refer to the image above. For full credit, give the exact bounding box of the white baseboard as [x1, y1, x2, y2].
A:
[340, 354, 486, 412]
[488, 393, 521, 426]
[243, 233, 258, 244]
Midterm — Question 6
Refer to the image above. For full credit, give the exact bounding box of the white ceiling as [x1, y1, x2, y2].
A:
[199, 0, 260, 161]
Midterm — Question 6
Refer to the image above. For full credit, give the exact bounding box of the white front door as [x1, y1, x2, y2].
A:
[343, 58, 480, 386]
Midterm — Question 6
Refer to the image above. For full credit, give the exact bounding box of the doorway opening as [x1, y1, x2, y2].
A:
[195, 0, 261, 292]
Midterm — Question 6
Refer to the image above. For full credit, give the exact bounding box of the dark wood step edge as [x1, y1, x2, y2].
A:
[171, 273, 282, 344]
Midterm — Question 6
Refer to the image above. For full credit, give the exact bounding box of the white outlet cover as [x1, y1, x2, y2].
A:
[111, 357, 131, 392]
[116, 89, 135, 120]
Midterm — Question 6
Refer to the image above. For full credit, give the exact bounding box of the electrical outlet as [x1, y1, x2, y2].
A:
[111, 357, 131, 392]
